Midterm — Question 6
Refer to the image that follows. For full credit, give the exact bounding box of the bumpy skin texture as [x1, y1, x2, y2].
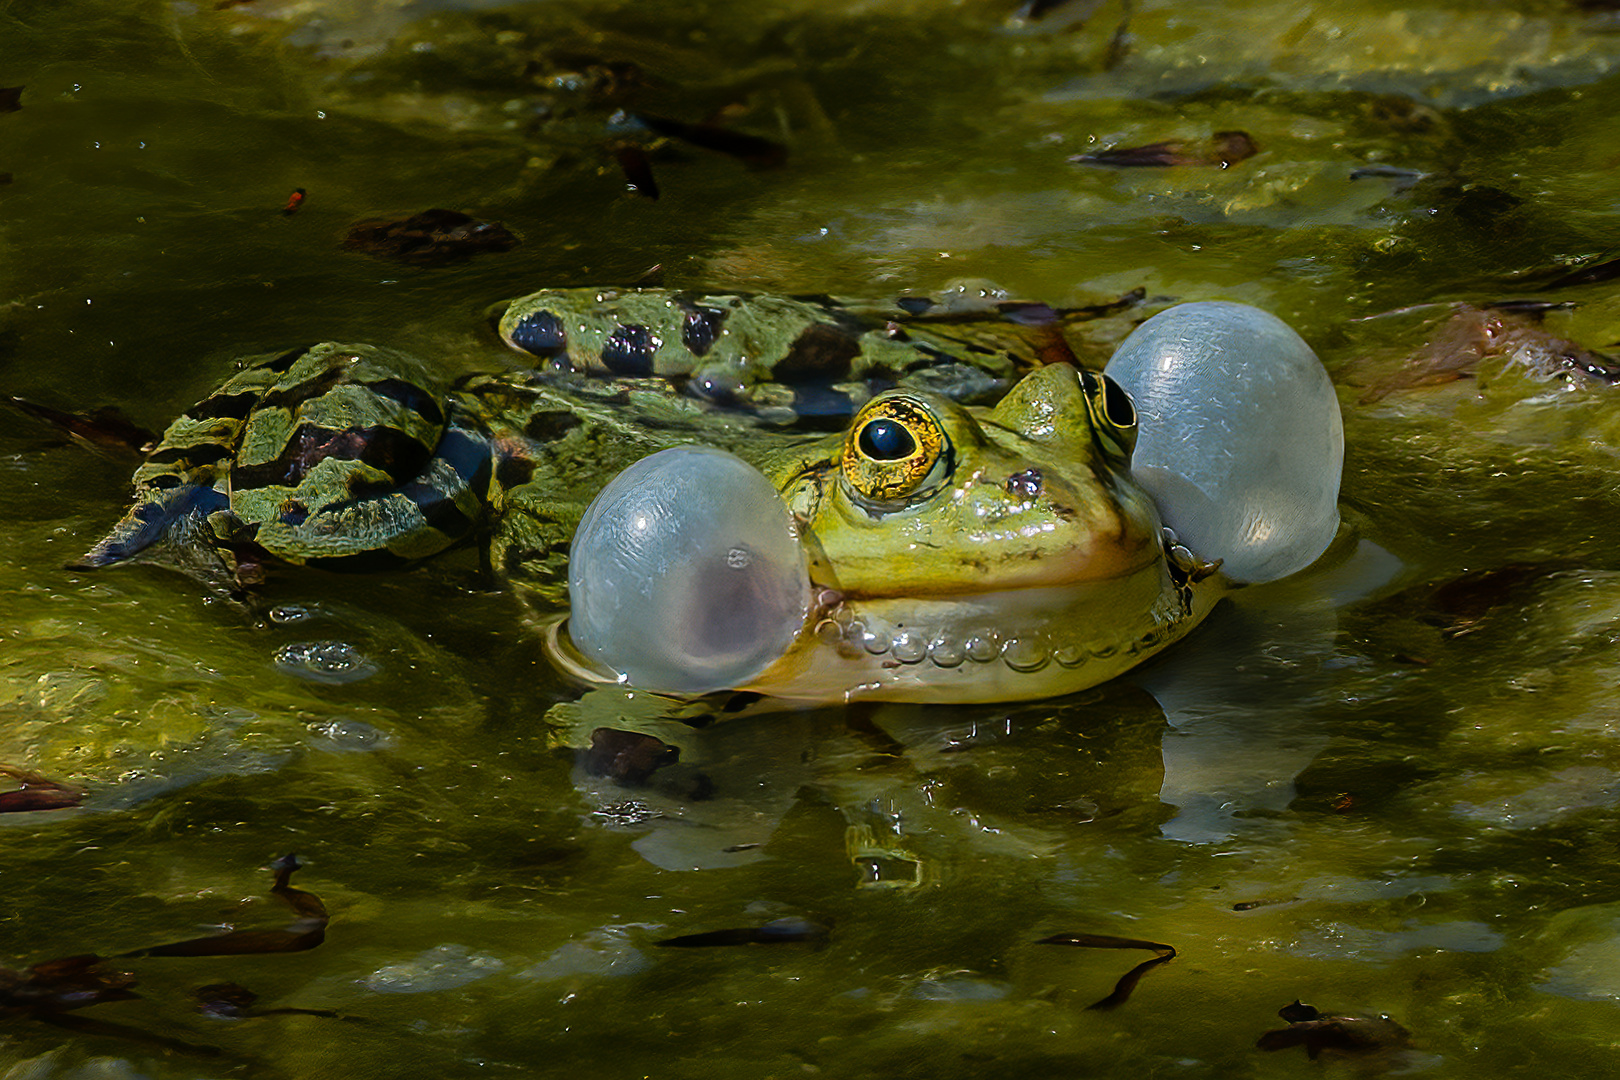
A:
[723, 362, 1216, 702]
[86, 289, 1219, 703]
[495, 287, 1037, 418]
[81, 343, 493, 580]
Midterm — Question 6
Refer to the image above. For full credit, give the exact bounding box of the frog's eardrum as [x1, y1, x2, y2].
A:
[566, 446, 810, 692]
[1105, 302, 1343, 583]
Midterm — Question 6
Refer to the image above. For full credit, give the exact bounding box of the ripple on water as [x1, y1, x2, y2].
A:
[273, 640, 378, 684]
[363, 944, 506, 994]
[516, 926, 649, 982]
[307, 716, 396, 753]
[1287, 919, 1504, 961]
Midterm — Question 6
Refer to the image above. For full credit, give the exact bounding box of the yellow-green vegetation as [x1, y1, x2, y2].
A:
[3, 0, 1620, 1077]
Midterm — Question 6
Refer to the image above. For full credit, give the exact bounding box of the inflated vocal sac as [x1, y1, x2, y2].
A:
[564, 445, 809, 694]
[1105, 301, 1343, 583]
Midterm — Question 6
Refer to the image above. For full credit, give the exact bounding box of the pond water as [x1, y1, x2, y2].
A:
[4, 0, 1620, 1076]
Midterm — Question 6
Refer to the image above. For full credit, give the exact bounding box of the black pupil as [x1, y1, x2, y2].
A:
[858, 418, 916, 460]
[1102, 375, 1136, 426]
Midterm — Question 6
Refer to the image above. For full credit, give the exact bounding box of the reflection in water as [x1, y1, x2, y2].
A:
[545, 539, 1414, 875]
[1138, 538, 1403, 844]
[6, 0, 1620, 1074]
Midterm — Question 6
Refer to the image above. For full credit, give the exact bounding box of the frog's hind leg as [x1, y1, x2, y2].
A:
[278, 404, 496, 572]
[80, 343, 495, 581]
[72, 351, 287, 572]
[74, 483, 232, 571]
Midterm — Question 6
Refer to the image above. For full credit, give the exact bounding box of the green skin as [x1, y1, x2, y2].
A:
[86, 288, 1225, 704]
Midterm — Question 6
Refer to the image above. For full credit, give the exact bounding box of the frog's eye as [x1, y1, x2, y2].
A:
[1078, 369, 1138, 462]
[841, 395, 952, 504]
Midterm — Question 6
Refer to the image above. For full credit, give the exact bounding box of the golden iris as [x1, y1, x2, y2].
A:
[841, 394, 949, 503]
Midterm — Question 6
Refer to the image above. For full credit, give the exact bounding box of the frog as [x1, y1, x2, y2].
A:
[78, 286, 1225, 705]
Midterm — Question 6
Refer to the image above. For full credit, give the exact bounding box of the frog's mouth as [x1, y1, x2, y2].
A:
[737, 562, 1195, 703]
[547, 562, 1203, 705]
[548, 530, 1202, 706]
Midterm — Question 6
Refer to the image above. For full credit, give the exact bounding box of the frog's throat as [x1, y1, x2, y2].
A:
[745, 565, 1215, 704]
[544, 557, 1222, 705]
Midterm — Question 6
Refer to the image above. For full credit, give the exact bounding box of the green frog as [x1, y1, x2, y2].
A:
[80, 286, 1227, 705]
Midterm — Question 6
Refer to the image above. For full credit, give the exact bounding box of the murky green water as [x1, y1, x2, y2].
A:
[5, 0, 1620, 1075]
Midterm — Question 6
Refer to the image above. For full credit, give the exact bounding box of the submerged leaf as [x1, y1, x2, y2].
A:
[0, 765, 84, 813]
[195, 980, 342, 1020]
[343, 209, 519, 266]
[657, 917, 827, 948]
[1258, 1000, 1412, 1059]
[1071, 131, 1257, 168]
[634, 113, 788, 168]
[6, 397, 157, 456]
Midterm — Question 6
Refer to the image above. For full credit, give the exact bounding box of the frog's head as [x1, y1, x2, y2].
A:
[549, 301, 1345, 705]
[753, 361, 1188, 701]
[551, 362, 1203, 704]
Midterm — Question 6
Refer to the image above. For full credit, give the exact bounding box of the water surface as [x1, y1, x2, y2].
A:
[4, 1, 1620, 1076]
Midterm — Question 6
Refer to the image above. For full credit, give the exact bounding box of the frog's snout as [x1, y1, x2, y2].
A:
[560, 446, 810, 694]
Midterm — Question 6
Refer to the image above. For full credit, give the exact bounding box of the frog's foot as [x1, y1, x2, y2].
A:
[81, 343, 496, 579]
[75, 482, 231, 572]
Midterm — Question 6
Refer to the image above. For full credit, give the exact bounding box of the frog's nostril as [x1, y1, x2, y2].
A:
[1005, 468, 1043, 498]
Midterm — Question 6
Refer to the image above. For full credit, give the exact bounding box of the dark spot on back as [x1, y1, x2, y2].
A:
[904, 344, 958, 371]
[896, 296, 935, 315]
[433, 426, 495, 500]
[365, 378, 445, 426]
[680, 305, 727, 357]
[775, 322, 860, 383]
[1006, 468, 1042, 498]
[147, 443, 234, 467]
[496, 454, 535, 490]
[231, 423, 431, 490]
[508, 310, 568, 360]
[397, 478, 476, 538]
[600, 323, 656, 376]
[525, 410, 582, 442]
[260, 365, 350, 412]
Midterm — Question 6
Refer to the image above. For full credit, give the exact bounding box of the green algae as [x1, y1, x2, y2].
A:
[4, 0, 1620, 1076]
